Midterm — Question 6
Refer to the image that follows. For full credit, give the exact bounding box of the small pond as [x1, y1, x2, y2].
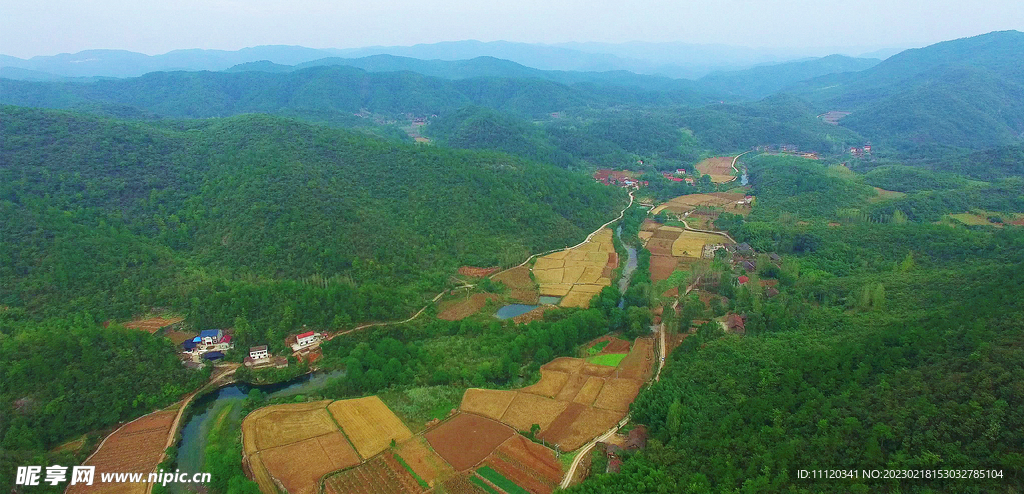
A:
[495, 304, 540, 319]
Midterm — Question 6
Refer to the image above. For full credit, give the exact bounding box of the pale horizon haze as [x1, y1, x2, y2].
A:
[2, 0, 1023, 58]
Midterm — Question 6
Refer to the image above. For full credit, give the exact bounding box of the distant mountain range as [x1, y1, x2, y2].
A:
[0, 40, 908, 81]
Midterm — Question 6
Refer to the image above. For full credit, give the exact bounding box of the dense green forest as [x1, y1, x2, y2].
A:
[0, 312, 210, 490]
[1, 105, 625, 327]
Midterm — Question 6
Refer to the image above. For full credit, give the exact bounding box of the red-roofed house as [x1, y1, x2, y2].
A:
[220, 334, 232, 344]
[726, 314, 746, 335]
[296, 331, 319, 347]
[738, 275, 750, 285]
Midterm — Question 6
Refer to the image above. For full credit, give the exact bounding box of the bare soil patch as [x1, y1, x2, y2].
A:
[425, 413, 515, 471]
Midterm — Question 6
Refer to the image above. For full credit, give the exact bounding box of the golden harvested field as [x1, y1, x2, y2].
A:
[672, 231, 729, 258]
[462, 389, 517, 421]
[533, 229, 615, 308]
[245, 402, 337, 451]
[554, 372, 590, 402]
[258, 433, 361, 494]
[572, 377, 606, 406]
[242, 401, 363, 494]
[67, 410, 177, 494]
[594, 378, 644, 412]
[328, 396, 414, 459]
[247, 453, 276, 494]
[395, 436, 455, 486]
[438, 293, 499, 321]
[500, 393, 568, 432]
[652, 192, 745, 214]
[695, 156, 737, 183]
[543, 357, 585, 373]
[522, 369, 570, 398]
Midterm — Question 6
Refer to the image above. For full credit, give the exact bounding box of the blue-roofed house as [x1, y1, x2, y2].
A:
[182, 340, 197, 352]
[200, 329, 223, 345]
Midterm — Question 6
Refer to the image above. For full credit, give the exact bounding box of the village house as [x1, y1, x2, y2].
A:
[726, 314, 746, 335]
[741, 260, 757, 272]
[296, 331, 318, 347]
[249, 345, 269, 360]
[199, 329, 222, 345]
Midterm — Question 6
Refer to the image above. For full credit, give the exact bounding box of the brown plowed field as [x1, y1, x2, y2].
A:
[538, 402, 586, 443]
[67, 410, 177, 494]
[259, 432, 360, 494]
[496, 435, 563, 485]
[554, 372, 589, 401]
[581, 362, 616, 377]
[425, 413, 515, 471]
[593, 378, 643, 412]
[646, 238, 676, 256]
[522, 369, 570, 398]
[461, 388, 517, 421]
[485, 455, 554, 494]
[618, 338, 655, 380]
[557, 407, 624, 451]
[438, 293, 500, 321]
[500, 393, 568, 433]
[652, 227, 683, 238]
[572, 377, 605, 406]
[395, 436, 455, 487]
[603, 338, 631, 354]
[328, 396, 414, 459]
[650, 255, 680, 281]
[323, 451, 424, 494]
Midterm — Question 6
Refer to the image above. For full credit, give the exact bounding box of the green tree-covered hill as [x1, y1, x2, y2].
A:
[0, 105, 626, 325]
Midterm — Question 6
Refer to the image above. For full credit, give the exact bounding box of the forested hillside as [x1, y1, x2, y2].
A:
[787, 31, 1024, 153]
[0, 105, 625, 326]
[570, 154, 1024, 493]
[698, 54, 880, 99]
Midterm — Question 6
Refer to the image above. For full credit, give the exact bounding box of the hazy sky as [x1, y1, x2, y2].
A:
[2, 0, 1022, 58]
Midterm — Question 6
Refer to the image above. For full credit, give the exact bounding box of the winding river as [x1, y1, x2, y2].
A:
[169, 370, 345, 492]
[616, 224, 638, 308]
